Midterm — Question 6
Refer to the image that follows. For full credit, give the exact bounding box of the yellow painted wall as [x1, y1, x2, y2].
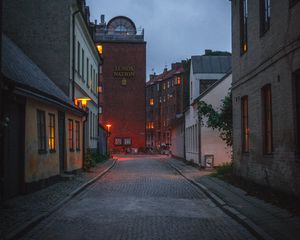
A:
[65, 112, 83, 172]
[25, 98, 60, 183]
[25, 98, 84, 183]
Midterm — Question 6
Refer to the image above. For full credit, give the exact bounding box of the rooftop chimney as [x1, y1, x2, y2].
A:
[101, 14, 105, 24]
[171, 62, 181, 70]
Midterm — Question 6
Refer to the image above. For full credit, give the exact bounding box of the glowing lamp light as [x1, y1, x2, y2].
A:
[106, 124, 112, 137]
[75, 98, 91, 109]
[96, 44, 103, 54]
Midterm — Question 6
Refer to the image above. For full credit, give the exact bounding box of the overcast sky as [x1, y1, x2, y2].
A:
[86, 0, 232, 80]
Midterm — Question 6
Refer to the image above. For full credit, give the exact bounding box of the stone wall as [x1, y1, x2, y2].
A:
[231, 0, 300, 195]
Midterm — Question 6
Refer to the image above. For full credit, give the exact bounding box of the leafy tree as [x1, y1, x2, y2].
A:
[197, 91, 232, 146]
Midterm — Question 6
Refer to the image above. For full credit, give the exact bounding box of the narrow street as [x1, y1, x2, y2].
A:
[22, 155, 254, 240]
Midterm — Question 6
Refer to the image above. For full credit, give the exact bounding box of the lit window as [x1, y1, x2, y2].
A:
[37, 110, 46, 153]
[96, 44, 103, 54]
[48, 114, 56, 152]
[240, 0, 248, 54]
[177, 76, 181, 85]
[98, 86, 103, 93]
[114, 138, 122, 146]
[68, 119, 74, 150]
[124, 138, 132, 146]
[149, 98, 154, 106]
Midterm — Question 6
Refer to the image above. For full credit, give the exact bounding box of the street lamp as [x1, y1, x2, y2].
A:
[106, 124, 111, 136]
[105, 124, 112, 155]
[75, 97, 91, 110]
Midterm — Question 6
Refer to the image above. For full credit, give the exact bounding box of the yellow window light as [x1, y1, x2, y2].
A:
[96, 44, 103, 54]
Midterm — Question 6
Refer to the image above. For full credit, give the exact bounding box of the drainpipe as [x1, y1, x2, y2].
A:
[72, 9, 80, 102]
[183, 115, 186, 161]
[82, 111, 88, 169]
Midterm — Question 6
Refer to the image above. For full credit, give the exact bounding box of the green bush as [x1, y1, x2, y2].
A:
[212, 162, 233, 177]
[83, 152, 110, 171]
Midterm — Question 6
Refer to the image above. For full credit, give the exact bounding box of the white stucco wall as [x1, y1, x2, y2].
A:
[184, 105, 200, 164]
[200, 74, 232, 167]
[170, 122, 184, 159]
[71, 6, 100, 151]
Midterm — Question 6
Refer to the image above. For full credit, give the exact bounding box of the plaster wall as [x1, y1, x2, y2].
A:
[200, 74, 232, 166]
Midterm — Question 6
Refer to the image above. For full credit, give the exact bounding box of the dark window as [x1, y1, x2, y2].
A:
[240, 0, 248, 54]
[68, 119, 74, 150]
[82, 49, 85, 80]
[37, 110, 46, 152]
[241, 96, 249, 153]
[77, 42, 80, 74]
[290, 0, 300, 8]
[86, 58, 89, 87]
[48, 113, 56, 151]
[200, 80, 218, 94]
[294, 71, 300, 156]
[262, 85, 273, 154]
[90, 112, 93, 138]
[75, 121, 80, 151]
[260, 0, 271, 35]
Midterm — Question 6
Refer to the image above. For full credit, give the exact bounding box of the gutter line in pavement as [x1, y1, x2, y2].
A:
[167, 161, 273, 240]
[5, 159, 117, 240]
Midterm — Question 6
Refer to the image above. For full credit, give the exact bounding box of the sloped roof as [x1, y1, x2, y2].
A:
[2, 35, 73, 106]
[191, 55, 231, 74]
[146, 65, 184, 86]
[192, 71, 232, 105]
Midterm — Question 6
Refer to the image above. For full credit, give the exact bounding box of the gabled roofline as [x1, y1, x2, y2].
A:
[3, 76, 85, 116]
[192, 70, 232, 105]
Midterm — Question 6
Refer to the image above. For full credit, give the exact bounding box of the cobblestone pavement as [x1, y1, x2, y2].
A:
[21, 155, 255, 240]
[0, 159, 115, 239]
[169, 157, 300, 240]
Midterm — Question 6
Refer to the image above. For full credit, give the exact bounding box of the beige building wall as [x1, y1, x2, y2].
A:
[25, 99, 60, 183]
[24, 98, 83, 183]
[65, 112, 83, 172]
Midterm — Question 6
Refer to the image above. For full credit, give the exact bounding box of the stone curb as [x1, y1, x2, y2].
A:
[5, 159, 117, 240]
[167, 161, 273, 240]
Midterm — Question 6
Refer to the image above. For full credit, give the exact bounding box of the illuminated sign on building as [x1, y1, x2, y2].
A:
[113, 66, 135, 78]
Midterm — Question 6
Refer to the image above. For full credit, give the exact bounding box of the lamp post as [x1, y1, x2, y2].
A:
[105, 124, 111, 155]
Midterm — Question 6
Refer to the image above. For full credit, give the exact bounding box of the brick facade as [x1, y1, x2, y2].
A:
[231, 0, 300, 195]
[146, 63, 188, 149]
[100, 42, 146, 151]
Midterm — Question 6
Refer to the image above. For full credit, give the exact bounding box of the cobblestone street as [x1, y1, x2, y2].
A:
[21, 155, 255, 240]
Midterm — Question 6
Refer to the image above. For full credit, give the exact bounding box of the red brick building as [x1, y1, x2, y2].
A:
[94, 16, 146, 152]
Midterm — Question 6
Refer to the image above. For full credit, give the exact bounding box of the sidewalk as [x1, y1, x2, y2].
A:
[0, 159, 116, 240]
[168, 158, 300, 240]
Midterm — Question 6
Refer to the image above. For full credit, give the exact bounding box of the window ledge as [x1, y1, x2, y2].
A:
[49, 149, 56, 153]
